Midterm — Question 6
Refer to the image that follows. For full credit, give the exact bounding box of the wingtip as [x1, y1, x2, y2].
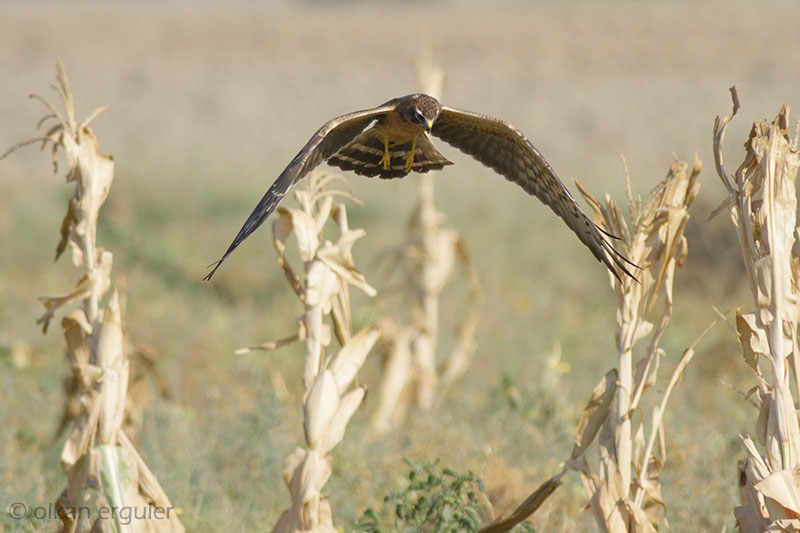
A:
[202, 258, 224, 282]
[611, 263, 640, 284]
[608, 250, 640, 283]
[597, 230, 640, 283]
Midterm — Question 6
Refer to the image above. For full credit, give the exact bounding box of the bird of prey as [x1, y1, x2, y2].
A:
[203, 93, 635, 281]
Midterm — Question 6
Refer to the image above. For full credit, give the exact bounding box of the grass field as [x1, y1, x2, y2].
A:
[2, 1, 800, 531]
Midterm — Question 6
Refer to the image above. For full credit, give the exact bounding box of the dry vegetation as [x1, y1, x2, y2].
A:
[236, 172, 379, 531]
[4, 4, 800, 532]
[2, 62, 183, 532]
[569, 155, 700, 531]
[5, 65, 797, 533]
[370, 48, 482, 435]
[713, 89, 800, 532]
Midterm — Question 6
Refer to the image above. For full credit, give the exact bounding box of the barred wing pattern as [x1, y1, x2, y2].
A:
[203, 104, 396, 280]
[431, 106, 634, 280]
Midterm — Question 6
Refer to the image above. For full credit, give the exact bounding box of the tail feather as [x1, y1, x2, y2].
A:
[328, 133, 452, 178]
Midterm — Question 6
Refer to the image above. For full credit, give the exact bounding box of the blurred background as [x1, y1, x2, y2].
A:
[2, 0, 799, 530]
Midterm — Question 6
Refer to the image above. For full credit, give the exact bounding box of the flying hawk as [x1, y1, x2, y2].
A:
[204, 94, 634, 281]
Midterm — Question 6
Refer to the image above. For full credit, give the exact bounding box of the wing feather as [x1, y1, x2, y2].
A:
[431, 106, 635, 280]
[203, 103, 397, 280]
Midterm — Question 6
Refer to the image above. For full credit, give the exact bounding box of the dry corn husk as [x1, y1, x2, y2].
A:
[3, 62, 183, 532]
[237, 172, 378, 533]
[713, 88, 800, 532]
[561, 153, 699, 532]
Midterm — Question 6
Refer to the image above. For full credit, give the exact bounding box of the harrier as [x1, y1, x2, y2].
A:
[204, 94, 634, 281]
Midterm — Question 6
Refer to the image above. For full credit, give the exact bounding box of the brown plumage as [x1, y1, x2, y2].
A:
[204, 94, 635, 281]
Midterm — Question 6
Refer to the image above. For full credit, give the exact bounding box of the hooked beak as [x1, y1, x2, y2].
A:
[424, 119, 433, 133]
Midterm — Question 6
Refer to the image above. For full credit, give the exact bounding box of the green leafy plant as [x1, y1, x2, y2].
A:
[354, 458, 535, 533]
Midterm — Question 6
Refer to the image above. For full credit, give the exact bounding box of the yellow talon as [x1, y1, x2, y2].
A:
[380, 136, 392, 170]
[404, 137, 418, 172]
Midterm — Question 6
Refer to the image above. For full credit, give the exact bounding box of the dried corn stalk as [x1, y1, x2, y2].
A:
[475, 160, 699, 533]
[55, 341, 171, 441]
[2, 62, 183, 532]
[712, 88, 800, 532]
[561, 155, 700, 531]
[370, 45, 481, 434]
[237, 172, 379, 533]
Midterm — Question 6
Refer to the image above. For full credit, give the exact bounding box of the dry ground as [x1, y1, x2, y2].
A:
[2, 1, 800, 531]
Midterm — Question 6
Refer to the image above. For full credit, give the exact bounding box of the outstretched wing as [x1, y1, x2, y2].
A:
[431, 106, 635, 280]
[203, 102, 398, 280]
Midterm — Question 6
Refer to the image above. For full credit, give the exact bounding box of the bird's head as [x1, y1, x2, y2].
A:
[400, 94, 440, 133]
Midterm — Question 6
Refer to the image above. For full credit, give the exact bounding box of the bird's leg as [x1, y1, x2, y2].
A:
[379, 135, 392, 170]
[404, 136, 418, 172]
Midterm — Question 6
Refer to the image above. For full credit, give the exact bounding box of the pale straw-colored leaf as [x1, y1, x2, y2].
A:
[329, 328, 379, 394]
[37, 251, 112, 332]
[626, 500, 659, 533]
[441, 302, 480, 386]
[632, 419, 646, 479]
[117, 432, 184, 533]
[302, 307, 325, 392]
[54, 60, 76, 130]
[320, 387, 366, 455]
[571, 369, 617, 460]
[61, 393, 102, 474]
[629, 319, 655, 347]
[305, 257, 339, 309]
[631, 347, 660, 407]
[441, 236, 482, 385]
[713, 86, 741, 195]
[330, 283, 352, 346]
[235, 331, 301, 355]
[96, 290, 124, 370]
[311, 194, 334, 234]
[275, 448, 334, 533]
[589, 447, 632, 532]
[113, 361, 129, 442]
[78, 104, 109, 131]
[425, 228, 459, 293]
[297, 449, 333, 510]
[57, 198, 79, 262]
[61, 310, 93, 383]
[370, 323, 415, 435]
[303, 370, 340, 450]
[98, 367, 123, 447]
[742, 434, 772, 482]
[755, 469, 800, 517]
[737, 311, 770, 375]
[282, 447, 308, 498]
[771, 383, 800, 468]
[316, 245, 377, 297]
[273, 206, 295, 245]
[279, 207, 319, 263]
[96, 294, 126, 447]
[272, 211, 304, 298]
[332, 226, 365, 259]
[577, 467, 627, 533]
